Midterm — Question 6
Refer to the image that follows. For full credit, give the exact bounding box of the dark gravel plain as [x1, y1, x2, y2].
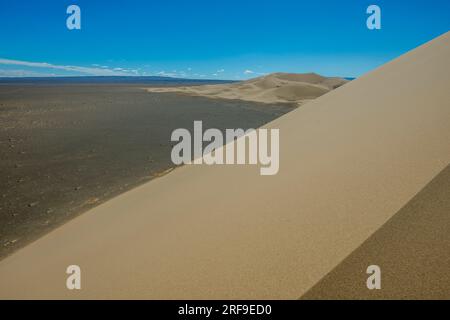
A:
[0, 83, 293, 259]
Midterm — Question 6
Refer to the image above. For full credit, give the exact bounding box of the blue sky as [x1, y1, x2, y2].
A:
[0, 0, 449, 79]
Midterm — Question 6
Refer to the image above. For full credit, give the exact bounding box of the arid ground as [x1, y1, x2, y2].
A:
[0, 84, 293, 258]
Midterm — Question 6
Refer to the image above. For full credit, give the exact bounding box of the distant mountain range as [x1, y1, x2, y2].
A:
[0, 75, 355, 85]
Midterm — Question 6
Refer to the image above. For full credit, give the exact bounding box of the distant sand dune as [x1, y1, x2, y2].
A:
[146, 72, 349, 106]
[0, 32, 449, 299]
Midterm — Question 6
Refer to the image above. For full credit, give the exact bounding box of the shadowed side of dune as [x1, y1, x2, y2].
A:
[301, 164, 450, 300]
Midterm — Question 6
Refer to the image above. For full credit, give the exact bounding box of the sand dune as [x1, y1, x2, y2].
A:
[0, 32, 449, 299]
[302, 164, 450, 299]
[146, 72, 348, 106]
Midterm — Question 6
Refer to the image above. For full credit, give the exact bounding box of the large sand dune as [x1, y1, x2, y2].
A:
[146, 72, 348, 106]
[0, 32, 449, 299]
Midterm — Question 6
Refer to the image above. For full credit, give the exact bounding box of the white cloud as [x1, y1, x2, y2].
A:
[244, 69, 254, 74]
[0, 58, 140, 76]
[0, 69, 57, 77]
[156, 70, 189, 78]
[217, 69, 225, 73]
[157, 71, 178, 77]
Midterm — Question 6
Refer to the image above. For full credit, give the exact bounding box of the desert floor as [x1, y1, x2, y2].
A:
[0, 84, 293, 258]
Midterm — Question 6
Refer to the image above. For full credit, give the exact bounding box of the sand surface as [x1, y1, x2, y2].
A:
[301, 164, 450, 299]
[0, 32, 449, 299]
[146, 72, 348, 106]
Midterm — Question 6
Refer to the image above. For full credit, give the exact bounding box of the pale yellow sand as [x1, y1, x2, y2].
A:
[146, 72, 348, 106]
[0, 32, 449, 299]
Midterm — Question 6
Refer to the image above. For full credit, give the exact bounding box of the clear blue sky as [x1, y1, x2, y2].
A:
[0, 0, 449, 79]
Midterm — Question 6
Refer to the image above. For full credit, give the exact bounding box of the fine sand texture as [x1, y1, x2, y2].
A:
[146, 72, 348, 106]
[0, 32, 449, 299]
[301, 164, 450, 300]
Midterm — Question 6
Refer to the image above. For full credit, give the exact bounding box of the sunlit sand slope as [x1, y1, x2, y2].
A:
[302, 164, 450, 299]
